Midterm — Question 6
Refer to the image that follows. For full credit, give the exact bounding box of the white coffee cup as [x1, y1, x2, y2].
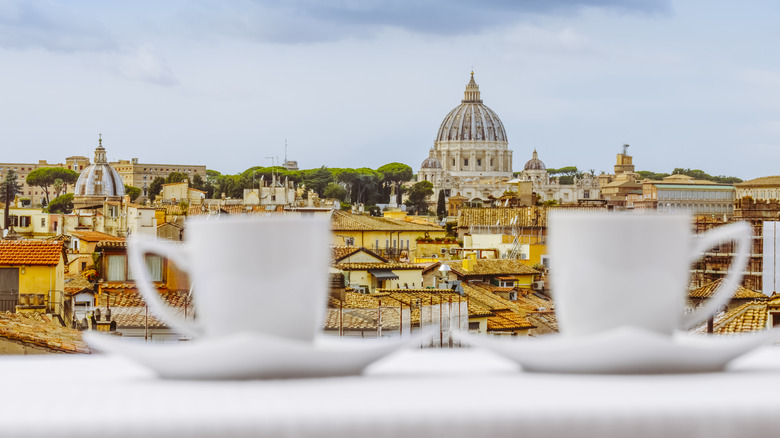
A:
[548, 211, 751, 337]
[128, 215, 332, 341]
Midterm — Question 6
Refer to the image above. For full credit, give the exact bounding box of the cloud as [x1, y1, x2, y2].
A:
[177, 0, 672, 44]
[0, 1, 116, 52]
[118, 47, 179, 87]
[0, 0, 672, 49]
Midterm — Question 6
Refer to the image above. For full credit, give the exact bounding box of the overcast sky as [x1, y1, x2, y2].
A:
[2, 0, 779, 180]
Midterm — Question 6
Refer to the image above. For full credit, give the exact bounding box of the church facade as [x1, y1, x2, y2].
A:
[418, 73, 514, 203]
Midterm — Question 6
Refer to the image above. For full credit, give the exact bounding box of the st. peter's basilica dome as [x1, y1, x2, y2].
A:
[435, 72, 507, 143]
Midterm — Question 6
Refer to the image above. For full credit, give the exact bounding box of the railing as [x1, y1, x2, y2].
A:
[0, 289, 18, 313]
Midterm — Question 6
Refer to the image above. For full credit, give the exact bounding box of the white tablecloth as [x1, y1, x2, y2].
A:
[2, 347, 780, 438]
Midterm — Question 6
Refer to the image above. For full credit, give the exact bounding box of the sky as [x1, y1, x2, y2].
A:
[1, 0, 779, 180]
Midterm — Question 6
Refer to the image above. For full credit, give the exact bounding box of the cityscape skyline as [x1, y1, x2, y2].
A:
[2, 0, 779, 179]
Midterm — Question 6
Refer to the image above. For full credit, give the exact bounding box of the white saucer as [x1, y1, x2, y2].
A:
[455, 327, 775, 374]
[84, 332, 415, 380]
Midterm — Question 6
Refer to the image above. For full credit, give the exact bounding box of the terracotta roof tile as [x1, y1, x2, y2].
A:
[68, 230, 124, 242]
[0, 312, 90, 353]
[736, 176, 780, 187]
[0, 240, 63, 265]
[446, 259, 539, 277]
[457, 206, 607, 228]
[689, 279, 768, 300]
[332, 210, 444, 232]
[337, 262, 425, 271]
[96, 290, 194, 329]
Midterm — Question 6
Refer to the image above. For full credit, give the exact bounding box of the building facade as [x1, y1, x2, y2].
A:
[517, 150, 601, 205]
[111, 158, 207, 202]
[735, 176, 780, 201]
[0, 156, 91, 207]
[418, 72, 514, 203]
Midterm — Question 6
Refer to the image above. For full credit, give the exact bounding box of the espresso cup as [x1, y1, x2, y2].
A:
[548, 211, 751, 337]
[128, 215, 332, 341]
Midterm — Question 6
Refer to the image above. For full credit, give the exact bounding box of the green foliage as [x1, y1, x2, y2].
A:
[1, 170, 23, 230]
[25, 167, 79, 205]
[191, 174, 206, 191]
[547, 166, 578, 175]
[636, 171, 670, 181]
[91, 252, 102, 276]
[323, 182, 347, 201]
[148, 177, 165, 202]
[671, 168, 743, 184]
[378, 162, 413, 204]
[445, 221, 457, 237]
[124, 185, 141, 202]
[405, 181, 434, 214]
[46, 193, 74, 214]
[52, 178, 65, 197]
[302, 166, 334, 198]
[0, 170, 22, 204]
[165, 171, 189, 184]
[436, 190, 447, 220]
[547, 166, 583, 185]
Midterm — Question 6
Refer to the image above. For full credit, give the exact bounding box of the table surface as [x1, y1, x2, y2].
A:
[2, 345, 780, 438]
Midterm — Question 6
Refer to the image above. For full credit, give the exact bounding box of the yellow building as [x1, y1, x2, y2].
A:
[331, 210, 445, 261]
[446, 258, 539, 289]
[0, 240, 65, 317]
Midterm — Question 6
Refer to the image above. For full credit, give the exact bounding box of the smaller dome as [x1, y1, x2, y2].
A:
[421, 149, 442, 169]
[74, 136, 125, 202]
[524, 149, 546, 171]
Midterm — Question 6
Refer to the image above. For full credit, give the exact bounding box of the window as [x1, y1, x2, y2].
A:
[106, 255, 126, 281]
[106, 254, 163, 282]
[19, 216, 31, 227]
[468, 322, 480, 330]
[452, 159, 455, 166]
[464, 159, 469, 166]
[477, 159, 482, 167]
[40, 218, 46, 227]
[584, 190, 590, 199]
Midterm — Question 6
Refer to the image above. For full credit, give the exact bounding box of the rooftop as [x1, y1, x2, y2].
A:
[446, 259, 539, 277]
[332, 210, 443, 232]
[0, 240, 64, 266]
[0, 312, 90, 354]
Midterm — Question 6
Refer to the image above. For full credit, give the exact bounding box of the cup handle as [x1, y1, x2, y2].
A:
[128, 235, 201, 336]
[682, 221, 752, 329]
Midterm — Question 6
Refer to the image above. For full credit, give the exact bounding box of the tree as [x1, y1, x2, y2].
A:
[26, 167, 79, 205]
[302, 166, 334, 198]
[436, 189, 447, 220]
[166, 171, 189, 184]
[404, 181, 434, 214]
[148, 177, 165, 202]
[671, 168, 743, 184]
[547, 166, 583, 185]
[1, 170, 22, 230]
[124, 185, 141, 202]
[52, 178, 65, 197]
[47, 193, 74, 214]
[323, 182, 347, 202]
[378, 162, 413, 204]
[191, 174, 206, 191]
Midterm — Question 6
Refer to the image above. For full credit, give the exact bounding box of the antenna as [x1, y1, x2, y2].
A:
[284, 139, 288, 165]
[622, 144, 630, 155]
